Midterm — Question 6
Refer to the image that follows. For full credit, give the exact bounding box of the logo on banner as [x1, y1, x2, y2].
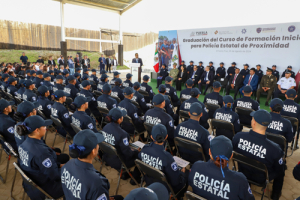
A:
[190, 32, 195, 37]
[257, 27, 276, 33]
[256, 28, 262, 33]
[214, 30, 218, 34]
[241, 29, 247, 34]
[190, 31, 208, 37]
[288, 25, 296, 32]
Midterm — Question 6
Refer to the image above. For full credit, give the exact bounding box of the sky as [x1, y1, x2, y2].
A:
[1, 0, 300, 34]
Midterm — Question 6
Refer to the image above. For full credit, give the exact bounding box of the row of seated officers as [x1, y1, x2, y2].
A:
[0, 70, 300, 199]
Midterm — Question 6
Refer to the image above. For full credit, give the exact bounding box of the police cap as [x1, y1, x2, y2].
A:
[24, 79, 34, 87]
[143, 75, 150, 81]
[43, 73, 50, 78]
[56, 75, 64, 80]
[285, 69, 291, 74]
[30, 70, 36, 75]
[190, 102, 202, 116]
[189, 61, 194, 63]
[0, 99, 14, 112]
[101, 74, 109, 79]
[81, 80, 91, 87]
[17, 101, 39, 116]
[74, 72, 80, 78]
[153, 94, 165, 105]
[100, 70, 107, 74]
[231, 62, 236, 65]
[83, 68, 89, 73]
[2, 74, 9, 79]
[7, 76, 17, 83]
[256, 64, 261, 67]
[123, 87, 134, 95]
[36, 71, 43, 75]
[191, 88, 201, 96]
[67, 75, 76, 81]
[133, 82, 140, 88]
[115, 78, 122, 84]
[223, 95, 234, 104]
[210, 135, 233, 161]
[151, 124, 167, 140]
[108, 107, 127, 120]
[54, 90, 70, 98]
[270, 98, 283, 108]
[286, 89, 297, 98]
[209, 61, 213, 64]
[38, 85, 49, 95]
[243, 85, 253, 93]
[124, 182, 169, 200]
[92, 69, 97, 72]
[158, 84, 166, 93]
[287, 66, 292, 69]
[23, 115, 53, 133]
[74, 96, 91, 108]
[199, 61, 203, 64]
[213, 81, 221, 88]
[250, 110, 272, 126]
[63, 69, 69, 75]
[113, 71, 121, 76]
[220, 62, 224, 65]
[243, 64, 249, 67]
[267, 67, 272, 72]
[186, 79, 194, 86]
[126, 73, 133, 79]
[102, 83, 111, 92]
[165, 76, 173, 82]
[75, 68, 82, 72]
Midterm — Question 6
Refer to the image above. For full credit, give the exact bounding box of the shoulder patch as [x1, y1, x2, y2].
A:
[174, 92, 176, 95]
[113, 104, 116, 108]
[150, 89, 153, 93]
[123, 138, 129, 146]
[47, 104, 52, 109]
[32, 97, 36, 101]
[279, 158, 283, 165]
[141, 98, 145, 102]
[169, 104, 172, 108]
[42, 158, 52, 168]
[7, 127, 14, 134]
[248, 185, 252, 194]
[171, 162, 178, 171]
[169, 120, 173, 127]
[63, 113, 69, 118]
[96, 193, 107, 200]
[237, 119, 240, 124]
[208, 135, 214, 141]
[134, 113, 138, 118]
[88, 123, 94, 129]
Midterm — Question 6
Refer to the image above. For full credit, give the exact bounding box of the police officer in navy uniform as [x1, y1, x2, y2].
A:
[214, 62, 226, 80]
[197, 61, 204, 77]
[0, 99, 17, 151]
[33, 71, 44, 88]
[30, 70, 36, 80]
[267, 98, 293, 151]
[25, 69, 31, 80]
[16, 79, 26, 99]
[175, 102, 210, 163]
[180, 79, 193, 100]
[17, 115, 69, 200]
[138, 124, 186, 196]
[74, 72, 81, 90]
[7, 76, 18, 97]
[186, 61, 194, 76]
[111, 78, 125, 100]
[64, 75, 79, 100]
[110, 71, 120, 86]
[226, 62, 236, 80]
[0, 73, 9, 92]
[178, 60, 186, 70]
[272, 65, 280, 81]
[164, 76, 181, 109]
[255, 64, 264, 84]
[213, 95, 241, 140]
[124, 182, 168, 200]
[90, 69, 99, 90]
[102, 108, 141, 184]
[118, 87, 145, 135]
[232, 110, 285, 200]
[156, 64, 169, 88]
[204, 81, 223, 118]
[37, 85, 54, 119]
[141, 75, 154, 103]
[97, 83, 117, 110]
[189, 135, 255, 200]
[42, 73, 54, 96]
[240, 64, 250, 78]
[144, 94, 175, 145]
[208, 61, 215, 74]
[233, 86, 259, 129]
[180, 88, 209, 129]
[123, 73, 133, 88]
[22, 80, 37, 102]
[53, 75, 64, 92]
[281, 65, 295, 78]
[97, 73, 109, 92]
[51, 90, 76, 137]
[48, 70, 55, 82]
[132, 82, 149, 115]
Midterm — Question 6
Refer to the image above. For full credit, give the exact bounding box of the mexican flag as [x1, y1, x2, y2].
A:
[153, 42, 159, 72]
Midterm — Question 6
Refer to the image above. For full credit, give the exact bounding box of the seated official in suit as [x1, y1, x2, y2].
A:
[198, 66, 214, 95]
[156, 64, 169, 88]
[226, 68, 244, 100]
[176, 65, 188, 91]
[190, 65, 201, 87]
[239, 68, 258, 96]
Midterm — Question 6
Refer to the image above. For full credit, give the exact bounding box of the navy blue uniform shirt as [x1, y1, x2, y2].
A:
[0, 113, 17, 151]
[233, 96, 259, 126]
[204, 92, 223, 118]
[132, 90, 148, 114]
[7, 85, 18, 97]
[53, 83, 64, 93]
[165, 84, 180, 107]
[71, 111, 98, 133]
[111, 86, 124, 101]
[38, 96, 54, 118]
[140, 82, 154, 103]
[97, 94, 117, 110]
[215, 66, 226, 78]
[42, 81, 54, 95]
[226, 66, 236, 80]
[64, 83, 79, 100]
[281, 99, 300, 131]
[180, 88, 192, 100]
[123, 80, 133, 88]
[33, 77, 43, 88]
[240, 69, 250, 77]
[22, 89, 37, 102]
[79, 89, 100, 117]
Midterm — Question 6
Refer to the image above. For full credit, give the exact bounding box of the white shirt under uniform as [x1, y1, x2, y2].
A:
[277, 77, 296, 89]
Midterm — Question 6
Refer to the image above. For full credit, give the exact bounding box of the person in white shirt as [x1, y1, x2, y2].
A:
[112, 56, 118, 72]
[35, 63, 40, 71]
[274, 70, 296, 98]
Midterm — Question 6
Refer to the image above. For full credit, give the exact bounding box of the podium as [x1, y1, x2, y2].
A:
[130, 63, 141, 83]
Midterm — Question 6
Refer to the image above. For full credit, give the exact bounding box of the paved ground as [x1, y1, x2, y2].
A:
[1, 70, 300, 199]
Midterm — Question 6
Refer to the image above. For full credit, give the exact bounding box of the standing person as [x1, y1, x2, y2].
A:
[226, 62, 236, 80]
[178, 60, 186, 70]
[272, 65, 280, 81]
[36, 56, 44, 64]
[98, 54, 106, 72]
[68, 56, 75, 75]
[198, 66, 214, 95]
[112, 56, 118, 72]
[255, 64, 264, 84]
[132, 53, 143, 71]
[186, 61, 194, 76]
[274, 70, 296, 98]
[48, 56, 56, 66]
[74, 54, 81, 69]
[106, 56, 112, 73]
[20, 52, 28, 64]
[256, 67, 277, 105]
[281, 66, 295, 78]
[176, 65, 188, 91]
[141, 75, 154, 103]
[197, 61, 205, 77]
[214, 62, 226, 80]
[240, 64, 250, 78]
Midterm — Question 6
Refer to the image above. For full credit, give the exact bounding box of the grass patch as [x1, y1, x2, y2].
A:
[117, 65, 129, 70]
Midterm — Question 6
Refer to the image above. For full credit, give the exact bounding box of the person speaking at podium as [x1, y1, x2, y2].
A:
[132, 53, 143, 71]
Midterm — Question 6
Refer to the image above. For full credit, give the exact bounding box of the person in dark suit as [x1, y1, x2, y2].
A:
[132, 53, 143, 71]
[48, 56, 56, 66]
[190, 65, 201, 86]
[59, 56, 64, 67]
[98, 54, 106, 72]
[176, 65, 188, 91]
[36, 56, 44, 64]
[106, 56, 112, 73]
[239, 68, 259, 96]
[74, 54, 81, 69]
[80, 55, 90, 69]
[226, 68, 244, 100]
[198, 66, 214, 95]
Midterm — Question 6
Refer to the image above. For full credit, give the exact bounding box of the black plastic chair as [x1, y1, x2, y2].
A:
[123, 115, 144, 142]
[232, 151, 270, 200]
[180, 97, 190, 104]
[131, 100, 141, 109]
[97, 106, 110, 128]
[93, 90, 102, 98]
[110, 95, 121, 103]
[135, 159, 186, 200]
[99, 142, 139, 194]
[185, 191, 207, 200]
[204, 103, 220, 119]
[179, 110, 189, 122]
[70, 122, 82, 134]
[138, 89, 149, 97]
[282, 115, 299, 156]
[235, 107, 255, 128]
[266, 132, 287, 156]
[211, 119, 235, 138]
[174, 137, 206, 162]
[0, 134, 18, 183]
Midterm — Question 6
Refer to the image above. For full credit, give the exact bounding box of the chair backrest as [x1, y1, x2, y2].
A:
[98, 142, 118, 156]
[123, 115, 134, 124]
[138, 90, 149, 97]
[93, 90, 102, 98]
[70, 123, 82, 134]
[14, 96, 23, 105]
[235, 107, 254, 117]
[131, 100, 140, 109]
[232, 151, 269, 181]
[174, 137, 206, 161]
[211, 119, 235, 135]
[266, 132, 287, 153]
[50, 115, 63, 128]
[144, 122, 154, 135]
[205, 103, 220, 114]
[13, 162, 55, 199]
[282, 115, 299, 131]
[0, 133, 18, 157]
[186, 191, 207, 200]
[179, 110, 190, 121]
[110, 95, 121, 103]
[180, 97, 190, 104]
[37, 109, 47, 120]
[97, 106, 109, 115]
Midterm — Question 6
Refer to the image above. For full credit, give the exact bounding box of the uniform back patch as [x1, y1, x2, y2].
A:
[123, 138, 129, 146]
[171, 162, 178, 171]
[42, 158, 52, 168]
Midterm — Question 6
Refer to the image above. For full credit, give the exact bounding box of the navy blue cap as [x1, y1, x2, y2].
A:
[213, 81, 221, 88]
[199, 61, 203, 64]
[48, 70, 54, 74]
[115, 78, 122, 84]
[287, 66, 292, 69]
[186, 79, 194, 86]
[272, 65, 277, 68]
[126, 73, 133, 79]
[101, 74, 109, 79]
[17, 101, 39, 116]
[133, 82, 140, 88]
[26, 69, 31, 73]
[24, 80, 34, 87]
[250, 110, 272, 126]
[182, 60, 185, 63]
[30, 70, 36, 75]
[75, 68, 82, 72]
[124, 182, 169, 200]
[143, 75, 150, 81]
[223, 95, 234, 104]
[71, 129, 105, 156]
[7, 76, 17, 83]
[2, 74, 10, 79]
[256, 64, 261, 67]
[113, 71, 120, 76]
[0, 99, 14, 112]
[158, 84, 166, 93]
[92, 69, 96, 72]
[56, 75, 64, 80]
[102, 83, 111, 92]
[54, 90, 69, 98]
[82, 74, 89, 80]
[83, 68, 89, 73]
[286, 89, 297, 98]
[209, 61, 213, 64]
[81, 80, 91, 87]
[38, 85, 49, 95]
[285, 69, 291, 74]
[151, 124, 167, 140]
[165, 76, 173, 82]
[74, 72, 80, 77]
[189, 61, 194, 63]
[43, 73, 50, 78]
[231, 62, 236, 65]
[67, 75, 76, 81]
[153, 94, 165, 105]
[220, 62, 224, 65]
[190, 102, 202, 116]
[23, 115, 53, 133]
[270, 98, 283, 108]
[243, 64, 249, 67]
[191, 88, 201, 96]
[108, 108, 127, 120]
[74, 96, 91, 108]
[124, 87, 134, 95]
[63, 69, 69, 74]
[100, 70, 107, 74]
[19, 79, 25, 85]
[36, 71, 43, 75]
[243, 85, 253, 93]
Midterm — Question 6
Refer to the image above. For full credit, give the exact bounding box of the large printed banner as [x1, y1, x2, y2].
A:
[159, 22, 300, 74]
